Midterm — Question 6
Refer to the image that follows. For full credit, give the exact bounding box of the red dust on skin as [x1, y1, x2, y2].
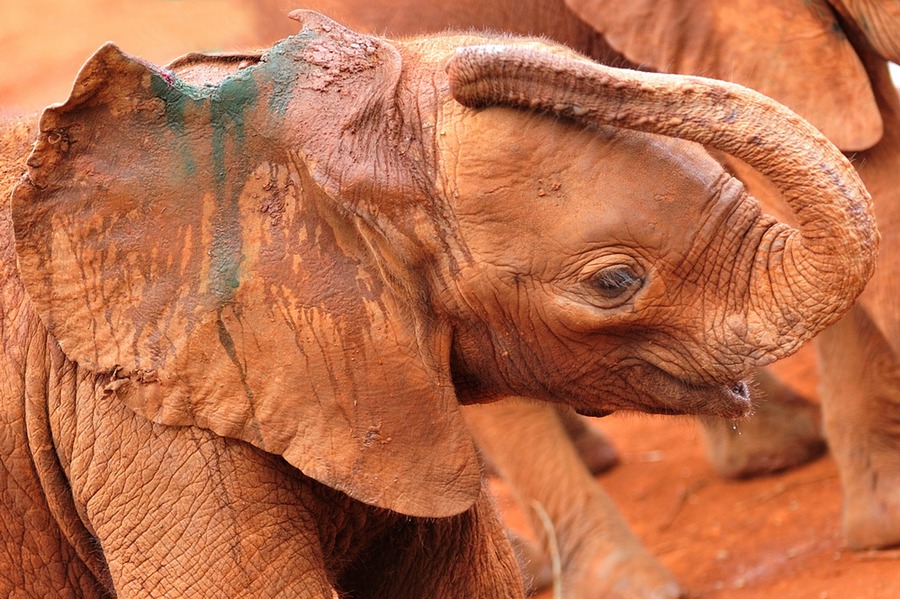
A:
[1, 3, 897, 598]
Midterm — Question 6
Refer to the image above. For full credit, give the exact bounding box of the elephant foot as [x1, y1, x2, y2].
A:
[822, 360, 900, 549]
[556, 406, 620, 475]
[521, 496, 682, 599]
[519, 531, 682, 598]
[829, 387, 900, 549]
[558, 536, 683, 599]
[700, 368, 825, 478]
[816, 303, 900, 549]
[839, 455, 900, 550]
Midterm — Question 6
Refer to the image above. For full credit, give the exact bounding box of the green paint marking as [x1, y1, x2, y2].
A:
[209, 71, 258, 302]
[150, 73, 202, 176]
[217, 308, 254, 401]
[148, 28, 318, 304]
[266, 28, 317, 116]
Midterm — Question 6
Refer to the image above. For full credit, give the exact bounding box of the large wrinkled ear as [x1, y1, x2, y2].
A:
[12, 12, 480, 518]
[565, 0, 882, 151]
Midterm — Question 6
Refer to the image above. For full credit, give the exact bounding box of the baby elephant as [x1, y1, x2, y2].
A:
[1, 10, 875, 598]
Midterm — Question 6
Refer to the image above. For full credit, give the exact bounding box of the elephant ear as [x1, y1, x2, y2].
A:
[830, 0, 900, 64]
[564, 0, 883, 151]
[11, 13, 481, 518]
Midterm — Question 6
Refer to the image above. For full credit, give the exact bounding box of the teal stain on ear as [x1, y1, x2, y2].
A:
[149, 63, 261, 303]
[265, 27, 317, 116]
[150, 72, 203, 176]
[149, 71, 206, 127]
[201, 29, 322, 301]
[209, 70, 259, 185]
[147, 29, 322, 304]
[207, 70, 258, 302]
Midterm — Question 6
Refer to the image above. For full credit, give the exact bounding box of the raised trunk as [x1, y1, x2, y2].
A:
[446, 46, 878, 363]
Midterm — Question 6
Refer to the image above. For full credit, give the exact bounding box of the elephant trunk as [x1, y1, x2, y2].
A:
[446, 46, 878, 365]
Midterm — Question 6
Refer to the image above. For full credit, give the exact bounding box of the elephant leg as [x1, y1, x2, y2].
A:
[818, 303, 900, 549]
[483, 405, 619, 478]
[338, 478, 525, 599]
[0, 390, 107, 598]
[699, 365, 825, 478]
[556, 405, 620, 475]
[506, 529, 554, 592]
[464, 398, 682, 599]
[60, 382, 341, 598]
[86, 432, 339, 597]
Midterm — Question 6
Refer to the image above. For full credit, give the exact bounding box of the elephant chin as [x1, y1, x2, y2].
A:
[591, 366, 754, 420]
[665, 381, 753, 420]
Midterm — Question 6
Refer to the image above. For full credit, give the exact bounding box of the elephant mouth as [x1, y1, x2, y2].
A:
[650, 367, 753, 419]
[664, 379, 753, 419]
[588, 364, 754, 419]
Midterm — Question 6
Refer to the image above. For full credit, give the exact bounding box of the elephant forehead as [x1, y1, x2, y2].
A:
[441, 106, 737, 265]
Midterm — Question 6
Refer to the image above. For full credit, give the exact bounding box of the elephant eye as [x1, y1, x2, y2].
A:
[588, 265, 644, 305]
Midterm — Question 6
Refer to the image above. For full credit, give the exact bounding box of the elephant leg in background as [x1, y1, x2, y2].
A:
[481, 405, 620, 479]
[699, 364, 826, 479]
[556, 404, 621, 475]
[464, 398, 682, 599]
[818, 303, 900, 550]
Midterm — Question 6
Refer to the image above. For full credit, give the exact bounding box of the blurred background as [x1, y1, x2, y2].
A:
[2, 0, 897, 116]
[0, 0, 258, 115]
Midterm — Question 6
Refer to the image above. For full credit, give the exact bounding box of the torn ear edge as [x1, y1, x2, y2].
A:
[57, 43, 158, 116]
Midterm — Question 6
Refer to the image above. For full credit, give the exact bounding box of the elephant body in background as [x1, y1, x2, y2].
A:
[1, 11, 876, 597]
[264, 0, 900, 555]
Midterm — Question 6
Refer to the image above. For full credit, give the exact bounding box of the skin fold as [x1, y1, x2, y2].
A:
[1, 11, 877, 597]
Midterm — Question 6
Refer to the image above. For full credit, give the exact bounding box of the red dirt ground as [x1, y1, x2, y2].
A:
[517, 406, 900, 598]
[2, 2, 898, 597]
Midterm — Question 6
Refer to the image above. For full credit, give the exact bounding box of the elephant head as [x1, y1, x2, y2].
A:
[559, 0, 900, 349]
[10, 12, 876, 518]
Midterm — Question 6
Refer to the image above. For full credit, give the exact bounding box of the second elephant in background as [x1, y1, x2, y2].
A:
[546, 0, 900, 553]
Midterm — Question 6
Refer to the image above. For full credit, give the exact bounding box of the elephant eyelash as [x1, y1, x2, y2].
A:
[592, 268, 640, 292]
[587, 265, 644, 305]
